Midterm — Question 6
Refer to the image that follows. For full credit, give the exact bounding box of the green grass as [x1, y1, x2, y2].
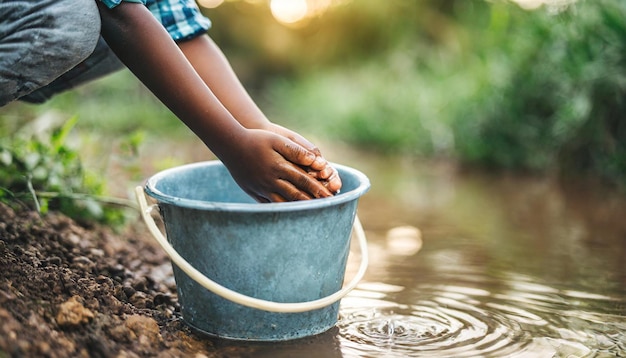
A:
[0, 116, 129, 225]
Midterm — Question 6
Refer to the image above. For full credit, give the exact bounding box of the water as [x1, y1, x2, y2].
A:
[339, 277, 625, 357]
[169, 148, 626, 357]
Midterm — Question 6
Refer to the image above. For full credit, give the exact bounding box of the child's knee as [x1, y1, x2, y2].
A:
[0, 0, 103, 105]
[45, 0, 102, 61]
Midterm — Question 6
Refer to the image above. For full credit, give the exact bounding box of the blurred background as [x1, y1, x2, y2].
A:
[1, 0, 625, 222]
[2, 2, 625, 355]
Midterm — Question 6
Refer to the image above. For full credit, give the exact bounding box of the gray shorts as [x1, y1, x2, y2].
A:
[0, 0, 124, 106]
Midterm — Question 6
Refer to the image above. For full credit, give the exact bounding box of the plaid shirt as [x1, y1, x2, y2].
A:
[99, 0, 211, 41]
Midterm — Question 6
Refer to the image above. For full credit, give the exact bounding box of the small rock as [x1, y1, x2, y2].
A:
[36, 341, 51, 356]
[56, 296, 95, 327]
[153, 293, 173, 306]
[116, 350, 141, 358]
[90, 248, 105, 257]
[72, 256, 95, 272]
[96, 275, 113, 286]
[131, 277, 148, 292]
[46, 256, 63, 266]
[129, 291, 152, 309]
[0, 203, 16, 220]
[122, 284, 136, 298]
[125, 315, 162, 347]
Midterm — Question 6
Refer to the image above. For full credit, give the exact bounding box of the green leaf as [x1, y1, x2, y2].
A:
[50, 115, 78, 154]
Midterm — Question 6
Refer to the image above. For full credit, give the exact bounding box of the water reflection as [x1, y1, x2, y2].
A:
[205, 272, 625, 357]
[385, 226, 423, 256]
[331, 150, 624, 357]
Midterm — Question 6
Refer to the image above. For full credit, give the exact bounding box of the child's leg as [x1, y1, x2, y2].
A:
[19, 37, 125, 104]
[0, 0, 101, 106]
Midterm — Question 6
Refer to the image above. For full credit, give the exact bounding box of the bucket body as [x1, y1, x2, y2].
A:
[144, 161, 370, 341]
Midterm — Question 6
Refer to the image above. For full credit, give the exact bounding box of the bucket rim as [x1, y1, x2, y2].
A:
[144, 161, 370, 212]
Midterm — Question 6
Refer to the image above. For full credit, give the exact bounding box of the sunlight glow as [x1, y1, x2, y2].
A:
[269, 0, 338, 26]
[196, 0, 343, 26]
[270, 0, 309, 24]
[197, 0, 224, 9]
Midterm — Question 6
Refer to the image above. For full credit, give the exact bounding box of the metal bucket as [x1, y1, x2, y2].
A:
[135, 161, 370, 341]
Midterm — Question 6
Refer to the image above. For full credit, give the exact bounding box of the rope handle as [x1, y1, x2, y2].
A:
[135, 186, 368, 313]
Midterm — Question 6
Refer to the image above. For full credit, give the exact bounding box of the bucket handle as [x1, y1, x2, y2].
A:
[135, 186, 368, 313]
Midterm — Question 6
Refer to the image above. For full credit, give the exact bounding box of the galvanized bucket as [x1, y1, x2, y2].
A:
[135, 161, 370, 341]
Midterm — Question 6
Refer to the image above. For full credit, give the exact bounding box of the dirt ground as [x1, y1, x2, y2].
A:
[0, 202, 219, 357]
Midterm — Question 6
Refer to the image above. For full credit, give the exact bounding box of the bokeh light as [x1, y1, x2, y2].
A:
[196, 0, 344, 27]
[270, 0, 309, 25]
[196, 0, 224, 9]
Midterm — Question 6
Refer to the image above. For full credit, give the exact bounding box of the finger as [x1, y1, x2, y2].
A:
[255, 195, 271, 203]
[297, 174, 333, 199]
[273, 178, 314, 201]
[315, 164, 335, 179]
[274, 139, 317, 167]
[301, 163, 342, 194]
[268, 193, 289, 202]
[308, 155, 328, 172]
[306, 169, 322, 179]
[245, 190, 270, 203]
[307, 163, 340, 184]
[278, 164, 333, 199]
[325, 169, 342, 194]
[304, 166, 327, 179]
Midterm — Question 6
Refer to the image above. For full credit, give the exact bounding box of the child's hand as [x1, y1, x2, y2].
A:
[221, 129, 336, 202]
[262, 123, 342, 194]
[96, 3, 339, 202]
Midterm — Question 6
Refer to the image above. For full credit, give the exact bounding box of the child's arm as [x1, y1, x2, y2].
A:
[177, 35, 342, 193]
[97, 2, 333, 202]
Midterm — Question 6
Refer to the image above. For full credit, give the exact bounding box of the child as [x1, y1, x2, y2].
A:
[0, 0, 341, 202]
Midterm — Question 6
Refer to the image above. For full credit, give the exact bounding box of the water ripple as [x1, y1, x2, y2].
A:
[339, 300, 530, 357]
[337, 280, 626, 358]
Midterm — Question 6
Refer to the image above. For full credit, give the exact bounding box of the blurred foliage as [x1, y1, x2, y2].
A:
[1, 0, 625, 203]
[204, 0, 459, 85]
[260, 0, 626, 188]
[453, 0, 626, 184]
[0, 115, 130, 226]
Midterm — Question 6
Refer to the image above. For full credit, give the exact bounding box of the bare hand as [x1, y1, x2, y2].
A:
[221, 129, 335, 202]
[261, 123, 342, 194]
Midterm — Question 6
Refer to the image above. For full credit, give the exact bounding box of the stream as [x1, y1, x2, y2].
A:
[201, 148, 626, 357]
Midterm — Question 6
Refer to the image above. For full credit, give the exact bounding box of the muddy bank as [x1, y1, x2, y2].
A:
[0, 203, 215, 357]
